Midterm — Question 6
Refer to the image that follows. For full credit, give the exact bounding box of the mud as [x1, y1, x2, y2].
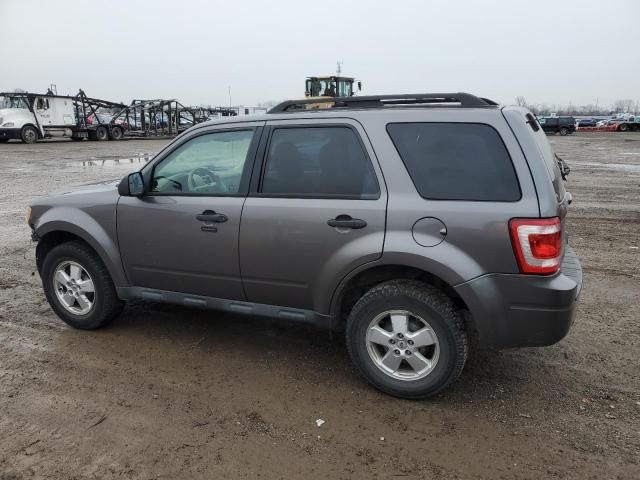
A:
[0, 134, 638, 479]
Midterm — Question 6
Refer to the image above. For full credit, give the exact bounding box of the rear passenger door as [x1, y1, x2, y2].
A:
[239, 119, 387, 313]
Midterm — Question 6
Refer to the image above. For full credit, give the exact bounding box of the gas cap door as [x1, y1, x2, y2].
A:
[412, 217, 447, 247]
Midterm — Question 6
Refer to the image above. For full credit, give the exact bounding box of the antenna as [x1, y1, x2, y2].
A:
[336, 61, 343, 76]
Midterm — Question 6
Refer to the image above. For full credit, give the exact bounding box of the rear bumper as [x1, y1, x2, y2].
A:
[455, 246, 582, 349]
[0, 128, 22, 140]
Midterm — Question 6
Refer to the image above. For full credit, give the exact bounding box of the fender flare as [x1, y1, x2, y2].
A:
[34, 210, 127, 287]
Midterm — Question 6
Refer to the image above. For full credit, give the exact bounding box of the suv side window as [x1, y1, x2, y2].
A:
[387, 123, 521, 201]
[151, 129, 254, 195]
[260, 126, 379, 199]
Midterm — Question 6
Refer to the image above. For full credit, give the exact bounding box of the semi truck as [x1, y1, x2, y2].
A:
[0, 91, 127, 144]
[0, 90, 241, 144]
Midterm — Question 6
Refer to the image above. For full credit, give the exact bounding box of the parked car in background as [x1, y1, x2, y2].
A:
[538, 116, 576, 135]
[575, 118, 597, 128]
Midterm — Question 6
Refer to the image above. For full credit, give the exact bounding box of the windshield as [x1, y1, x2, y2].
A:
[337, 80, 353, 97]
[0, 96, 30, 109]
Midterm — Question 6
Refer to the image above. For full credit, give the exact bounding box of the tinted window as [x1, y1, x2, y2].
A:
[261, 127, 379, 198]
[387, 123, 520, 201]
[152, 129, 254, 194]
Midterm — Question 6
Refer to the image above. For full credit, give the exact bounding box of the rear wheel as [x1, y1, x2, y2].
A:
[21, 125, 39, 144]
[109, 126, 124, 140]
[95, 126, 109, 141]
[619, 123, 628, 132]
[41, 241, 124, 329]
[559, 127, 568, 136]
[346, 280, 468, 399]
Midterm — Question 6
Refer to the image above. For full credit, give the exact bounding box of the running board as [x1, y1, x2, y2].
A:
[116, 286, 337, 330]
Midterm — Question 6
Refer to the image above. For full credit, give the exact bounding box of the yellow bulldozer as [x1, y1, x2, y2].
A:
[302, 75, 362, 109]
[305, 75, 361, 98]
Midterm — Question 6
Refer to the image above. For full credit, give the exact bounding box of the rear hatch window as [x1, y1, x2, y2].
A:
[386, 123, 521, 201]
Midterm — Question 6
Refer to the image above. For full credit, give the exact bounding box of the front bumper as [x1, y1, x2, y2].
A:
[0, 128, 22, 140]
[455, 246, 582, 349]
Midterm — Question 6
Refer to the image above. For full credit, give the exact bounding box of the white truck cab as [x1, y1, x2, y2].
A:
[0, 94, 77, 143]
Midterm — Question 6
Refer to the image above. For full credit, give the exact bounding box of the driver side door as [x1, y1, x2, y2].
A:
[117, 124, 263, 300]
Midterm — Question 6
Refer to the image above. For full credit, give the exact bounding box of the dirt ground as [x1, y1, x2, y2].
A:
[0, 133, 638, 479]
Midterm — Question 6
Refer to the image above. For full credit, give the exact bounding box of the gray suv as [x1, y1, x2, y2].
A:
[28, 93, 582, 399]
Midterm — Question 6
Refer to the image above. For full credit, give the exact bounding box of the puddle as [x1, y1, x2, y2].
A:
[78, 153, 153, 168]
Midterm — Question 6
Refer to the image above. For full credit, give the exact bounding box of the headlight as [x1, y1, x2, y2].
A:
[2, 122, 14, 127]
[26, 207, 32, 224]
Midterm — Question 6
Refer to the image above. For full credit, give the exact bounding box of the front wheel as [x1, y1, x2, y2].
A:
[21, 125, 39, 144]
[346, 280, 468, 399]
[41, 241, 124, 329]
[619, 123, 628, 132]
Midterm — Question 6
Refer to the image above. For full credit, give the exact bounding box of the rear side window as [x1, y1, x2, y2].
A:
[387, 123, 521, 201]
[261, 126, 379, 199]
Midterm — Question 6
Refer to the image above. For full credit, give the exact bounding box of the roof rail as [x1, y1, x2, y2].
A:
[268, 93, 496, 113]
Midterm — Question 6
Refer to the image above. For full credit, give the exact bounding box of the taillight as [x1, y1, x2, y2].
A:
[509, 217, 563, 275]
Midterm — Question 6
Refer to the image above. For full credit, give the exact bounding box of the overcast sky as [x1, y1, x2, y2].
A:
[1, 0, 638, 108]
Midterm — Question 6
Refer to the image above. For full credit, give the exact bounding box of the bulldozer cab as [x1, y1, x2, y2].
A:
[305, 76, 359, 98]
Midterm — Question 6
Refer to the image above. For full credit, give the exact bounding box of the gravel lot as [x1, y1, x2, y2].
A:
[0, 133, 638, 479]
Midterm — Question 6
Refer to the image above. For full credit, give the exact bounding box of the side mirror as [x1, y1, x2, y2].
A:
[118, 172, 144, 197]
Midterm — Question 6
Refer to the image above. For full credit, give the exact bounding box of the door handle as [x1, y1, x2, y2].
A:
[196, 210, 228, 223]
[327, 215, 367, 229]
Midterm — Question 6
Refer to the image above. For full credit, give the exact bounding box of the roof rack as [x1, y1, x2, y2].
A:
[268, 93, 496, 113]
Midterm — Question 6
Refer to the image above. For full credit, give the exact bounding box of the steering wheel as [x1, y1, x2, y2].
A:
[187, 167, 227, 193]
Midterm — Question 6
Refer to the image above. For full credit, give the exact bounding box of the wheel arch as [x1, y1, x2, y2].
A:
[21, 123, 42, 138]
[330, 262, 474, 332]
[35, 218, 127, 288]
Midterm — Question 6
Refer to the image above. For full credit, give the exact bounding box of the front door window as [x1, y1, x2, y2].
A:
[152, 129, 254, 195]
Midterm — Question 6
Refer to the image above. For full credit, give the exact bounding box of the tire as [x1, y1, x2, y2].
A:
[41, 241, 124, 330]
[619, 123, 628, 132]
[95, 126, 109, 141]
[109, 126, 124, 140]
[346, 280, 468, 399]
[559, 127, 568, 136]
[21, 125, 39, 144]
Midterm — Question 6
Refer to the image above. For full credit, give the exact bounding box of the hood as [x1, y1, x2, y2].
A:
[49, 178, 120, 196]
[0, 107, 33, 126]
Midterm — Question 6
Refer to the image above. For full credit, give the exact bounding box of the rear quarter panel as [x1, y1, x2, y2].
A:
[353, 108, 541, 285]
